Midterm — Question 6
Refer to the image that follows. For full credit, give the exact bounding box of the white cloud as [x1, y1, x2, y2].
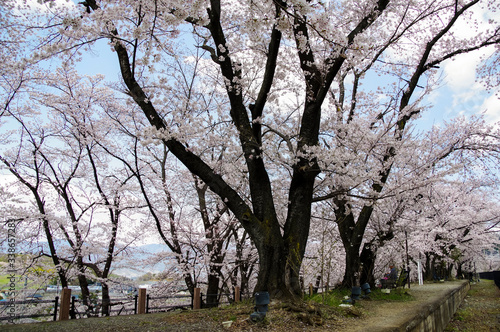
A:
[450, 1, 500, 39]
[440, 45, 497, 124]
[12, 0, 76, 13]
[442, 50, 491, 92]
[481, 92, 500, 123]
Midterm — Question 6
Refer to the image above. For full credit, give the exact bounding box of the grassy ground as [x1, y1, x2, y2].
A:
[0, 300, 356, 331]
[1, 288, 409, 331]
[445, 279, 500, 332]
[0, 275, 13, 285]
[2, 281, 496, 331]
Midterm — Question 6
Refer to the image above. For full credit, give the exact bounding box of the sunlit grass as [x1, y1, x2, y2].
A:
[305, 285, 414, 306]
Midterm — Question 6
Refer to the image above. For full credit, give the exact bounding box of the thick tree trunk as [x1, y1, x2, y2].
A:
[360, 229, 395, 286]
[341, 244, 362, 288]
[76, 270, 92, 316]
[336, 201, 364, 288]
[253, 240, 290, 297]
[252, 235, 307, 298]
[277, 164, 318, 297]
[205, 273, 220, 308]
[359, 243, 377, 286]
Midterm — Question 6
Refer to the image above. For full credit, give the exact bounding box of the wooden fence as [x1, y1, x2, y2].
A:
[59, 286, 241, 320]
[0, 287, 242, 323]
[0, 296, 59, 322]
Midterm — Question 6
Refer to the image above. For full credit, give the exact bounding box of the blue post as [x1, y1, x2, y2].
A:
[250, 291, 270, 322]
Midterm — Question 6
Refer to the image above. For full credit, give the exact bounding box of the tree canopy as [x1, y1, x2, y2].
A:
[1, 0, 499, 298]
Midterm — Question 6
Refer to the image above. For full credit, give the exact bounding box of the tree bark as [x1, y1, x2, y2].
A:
[76, 263, 92, 316]
[335, 199, 364, 288]
[341, 243, 362, 288]
[253, 239, 289, 297]
[359, 243, 377, 286]
[101, 283, 110, 316]
[360, 226, 396, 286]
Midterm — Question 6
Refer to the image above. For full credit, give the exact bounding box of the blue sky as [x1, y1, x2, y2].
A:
[420, 48, 499, 127]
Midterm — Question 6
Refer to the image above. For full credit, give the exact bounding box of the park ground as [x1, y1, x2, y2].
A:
[2, 279, 499, 331]
[445, 279, 499, 332]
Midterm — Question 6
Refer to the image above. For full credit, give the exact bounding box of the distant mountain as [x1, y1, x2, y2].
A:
[132, 243, 169, 255]
[1, 241, 172, 279]
[113, 243, 172, 278]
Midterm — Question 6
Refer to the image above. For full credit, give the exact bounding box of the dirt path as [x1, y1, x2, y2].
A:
[339, 281, 468, 332]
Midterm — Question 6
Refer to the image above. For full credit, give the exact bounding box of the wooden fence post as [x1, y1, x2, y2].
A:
[193, 288, 201, 310]
[59, 288, 71, 321]
[53, 296, 59, 321]
[234, 286, 240, 302]
[137, 288, 147, 314]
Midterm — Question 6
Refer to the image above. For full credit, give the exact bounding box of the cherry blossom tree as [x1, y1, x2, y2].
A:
[2, 0, 500, 297]
[0, 112, 72, 291]
[408, 180, 500, 279]
[0, 65, 144, 316]
[350, 116, 500, 285]
[298, 110, 500, 288]
[90, 47, 253, 304]
[367, 178, 500, 283]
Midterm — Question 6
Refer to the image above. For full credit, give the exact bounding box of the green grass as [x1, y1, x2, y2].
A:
[0, 275, 13, 285]
[369, 287, 413, 301]
[305, 286, 413, 306]
[0, 274, 48, 293]
[445, 279, 500, 332]
[0, 274, 20, 291]
[305, 287, 351, 306]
